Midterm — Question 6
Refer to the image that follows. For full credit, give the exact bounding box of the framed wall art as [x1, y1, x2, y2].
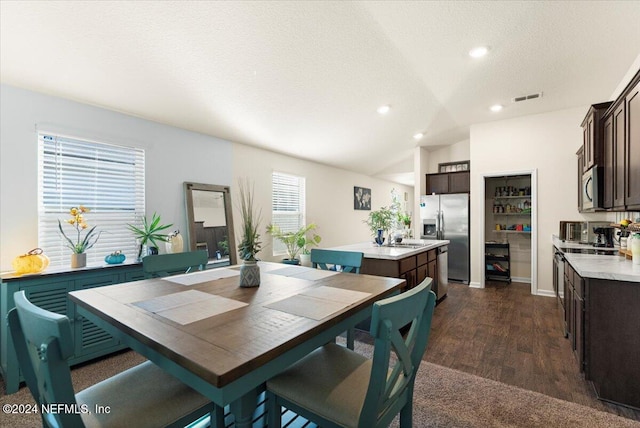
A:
[354, 186, 371, 210]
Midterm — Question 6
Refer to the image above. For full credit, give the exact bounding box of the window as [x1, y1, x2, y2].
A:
[38, 132, 145, 267]
[271, 172, 306, 255]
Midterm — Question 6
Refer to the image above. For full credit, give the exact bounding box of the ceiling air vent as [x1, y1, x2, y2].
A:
[512, 92, 543, 103]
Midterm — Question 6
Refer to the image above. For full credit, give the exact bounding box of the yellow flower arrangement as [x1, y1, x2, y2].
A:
[58, 205, 101, 254]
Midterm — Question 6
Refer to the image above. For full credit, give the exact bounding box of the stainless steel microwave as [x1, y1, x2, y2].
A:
[582, 166, 598, 211]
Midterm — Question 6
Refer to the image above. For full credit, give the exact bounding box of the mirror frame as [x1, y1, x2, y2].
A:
[184, 182, 237, 266]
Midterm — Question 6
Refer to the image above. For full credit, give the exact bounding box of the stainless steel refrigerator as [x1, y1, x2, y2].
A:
[420, 194, 470, 284]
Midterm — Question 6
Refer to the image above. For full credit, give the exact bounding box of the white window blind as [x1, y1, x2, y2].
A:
[271, 172, 306, 255]
[38, 133, 145, 267]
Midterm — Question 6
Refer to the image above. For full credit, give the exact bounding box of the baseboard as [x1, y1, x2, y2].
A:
[536, 289, 556, 298]
[468, 281, 482, 288]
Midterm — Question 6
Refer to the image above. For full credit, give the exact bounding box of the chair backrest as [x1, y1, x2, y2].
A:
[9, 290, 84, 428]
[359, 277, 436, 428]
[142, 250, 209, 278]
[310, 249, 363, 273]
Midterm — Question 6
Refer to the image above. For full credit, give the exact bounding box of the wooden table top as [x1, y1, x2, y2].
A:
[69, 262, 404, 389]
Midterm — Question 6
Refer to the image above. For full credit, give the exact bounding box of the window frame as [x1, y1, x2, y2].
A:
[37, 131, 145, 268]
[271, 171, 306, 256]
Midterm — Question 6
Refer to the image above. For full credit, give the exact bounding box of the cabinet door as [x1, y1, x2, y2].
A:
[449, 171, 470, 193]
[574, 279, 585, 373]
[583, 115, 594, 172]
[613, 103, 626, 209]
[603, 114, 614, 209]
[426, 173, 449, 194]
[427, 259, 438, 298]
[577, 147, 584, 212]
[21, 280, 72, 317]
[626, 81, 640, 208]
[400, 269, 416, 291]
[416, 263, 428, 284]
[73, 273, 120, 356]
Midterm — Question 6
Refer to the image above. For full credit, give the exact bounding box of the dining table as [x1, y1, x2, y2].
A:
[69, 261, 404, 428]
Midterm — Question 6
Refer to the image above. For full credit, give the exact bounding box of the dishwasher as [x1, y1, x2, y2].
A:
[437, 245, 448, 300]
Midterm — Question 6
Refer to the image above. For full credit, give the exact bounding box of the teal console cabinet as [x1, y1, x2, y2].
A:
[1, 263, 144, 394]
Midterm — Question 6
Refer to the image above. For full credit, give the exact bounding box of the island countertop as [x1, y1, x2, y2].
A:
[328, 239, 449, 261]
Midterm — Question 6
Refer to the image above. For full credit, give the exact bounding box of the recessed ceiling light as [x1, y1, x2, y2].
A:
[413, 132, 424, 140]
[377, 105, 391, 115]
[490, 104, 503, 112]
[469, 46, 489, 58]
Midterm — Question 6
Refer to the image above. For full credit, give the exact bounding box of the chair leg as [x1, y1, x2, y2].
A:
[399, 400, 413, 428]
[266, 391, 282, 428]
[347, 327, 355, 350]
[212, 404, 225, 428]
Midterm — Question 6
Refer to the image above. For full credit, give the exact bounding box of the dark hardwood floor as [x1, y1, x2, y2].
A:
[420, 281, 640, 422]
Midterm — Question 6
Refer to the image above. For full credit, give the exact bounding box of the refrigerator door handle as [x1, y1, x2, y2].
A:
[439, 210, 445, 239]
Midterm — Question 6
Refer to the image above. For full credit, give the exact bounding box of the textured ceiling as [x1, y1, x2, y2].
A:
[2, 1, 640, 185]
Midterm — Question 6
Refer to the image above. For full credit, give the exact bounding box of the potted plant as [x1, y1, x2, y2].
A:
[298, 227, 322, 267]
[266, 223, 320, 265]
[364, 207, 393, 245]
[237, 179, 262, 287]
[58, 205, 101, 268]
[127, 212, 173, 260]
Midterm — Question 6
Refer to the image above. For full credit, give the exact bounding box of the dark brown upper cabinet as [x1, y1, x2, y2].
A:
[625, 79, 640, 209]
[600, 68, 640, 211]
[425, 171, 470, 195]
[581, 102, 612, 174]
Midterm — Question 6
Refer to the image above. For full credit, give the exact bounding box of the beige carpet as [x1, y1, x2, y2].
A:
[1, 346, 638, 428]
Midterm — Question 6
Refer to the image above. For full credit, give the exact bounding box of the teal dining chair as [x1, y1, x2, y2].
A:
[267, 277, 436, 428]
[310, 248, 363, 273]
[8, 290, 222, 428]
[311, 248, 364, 349]
[142, 250, 208, 278]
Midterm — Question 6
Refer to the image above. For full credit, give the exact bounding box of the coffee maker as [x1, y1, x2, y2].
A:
[593, 226, 615, 248]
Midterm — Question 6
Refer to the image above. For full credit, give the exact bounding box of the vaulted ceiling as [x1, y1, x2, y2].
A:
[2, 1, 639, 185]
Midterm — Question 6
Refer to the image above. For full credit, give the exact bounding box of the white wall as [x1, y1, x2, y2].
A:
[0, 84, 233, 271]
[426, 139, 471, 173]
[232, 143, 414, 262]
[470, 106, 613, 294]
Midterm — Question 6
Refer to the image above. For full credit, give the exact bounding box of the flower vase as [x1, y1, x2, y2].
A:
[375, 229, 385, 246]
[240, 260, 260, 287]
[71, 253, 86, 269]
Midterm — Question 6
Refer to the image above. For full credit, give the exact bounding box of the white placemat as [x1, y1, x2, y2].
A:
[132, 289, 247, 325]
[264, 286, 371, 320]
[162, 268, 240, 286]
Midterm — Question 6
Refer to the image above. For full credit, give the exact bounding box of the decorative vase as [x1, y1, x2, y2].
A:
[71, 253, 86, 269]
[165, 231, 184, 254]
[631, 234, 640, 265]
[105, 252, 126, 265]
[299, 253, 311, 267]
[240, 260, 260, 287]
[375, 229, 385, 246]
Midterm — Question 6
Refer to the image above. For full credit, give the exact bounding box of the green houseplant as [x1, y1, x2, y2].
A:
[364, 207, 393, 244]
[127, 212, 173, 260]
[266, 223, 320, 265]
[237, 179, 262, 287]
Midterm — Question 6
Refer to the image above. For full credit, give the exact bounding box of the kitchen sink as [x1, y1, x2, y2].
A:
[385, 242, 427, 249]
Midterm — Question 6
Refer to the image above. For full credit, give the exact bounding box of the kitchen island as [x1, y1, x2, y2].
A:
[328, 239, 449, 297]
[552, 235, 639, 410]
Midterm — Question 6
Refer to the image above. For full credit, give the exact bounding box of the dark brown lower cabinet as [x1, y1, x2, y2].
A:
[361, 248, 438, 295]
[563, 261, 640, 409]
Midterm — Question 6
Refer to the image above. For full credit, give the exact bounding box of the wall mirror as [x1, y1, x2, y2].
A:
[184, 182, 237, 266]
